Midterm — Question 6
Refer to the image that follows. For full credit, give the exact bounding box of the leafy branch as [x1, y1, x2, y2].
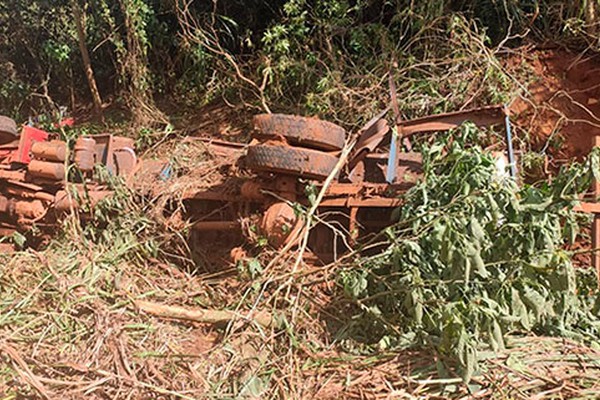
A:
[341, 124, 600, 382]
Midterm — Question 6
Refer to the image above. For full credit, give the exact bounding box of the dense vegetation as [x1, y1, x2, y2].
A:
[2, 0, 600, 126]
[341, 125, 600, 380]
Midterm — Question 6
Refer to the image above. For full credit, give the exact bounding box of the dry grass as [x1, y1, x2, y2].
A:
[2, 217, 600, 399]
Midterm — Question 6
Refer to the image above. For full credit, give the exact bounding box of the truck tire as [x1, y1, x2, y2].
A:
[245, 145, 338, 180]
[0, 116, 18, 144]
[253, 114, 346, 151]
[0, 116, 18, 135]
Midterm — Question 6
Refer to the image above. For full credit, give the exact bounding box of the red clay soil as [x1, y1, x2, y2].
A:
[173, 100, 255, 142]
[509, 48, 600, 164]
[507, 48, 600, 268]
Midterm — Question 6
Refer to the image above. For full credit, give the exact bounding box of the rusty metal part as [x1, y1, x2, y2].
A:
[398, 105, 506, 137]
[27, 160, 65, 181]
[353, 109, 390, 155]
[0, 195, 7, 213]
[319, 182, 408, 207]
[114, 147, 137, 176]
[0, 141, 18, 162]
[574, 202, 600, 213]
[319, 197, 402, 207]
[92, 134, 137, 176]
[349, 151, 422, 185]
[192, 220, 241, 231]
[245, 145, 339, 180]
[0, 194, 46, 222]
[253, 114, 346, 151]
[348, 111, 390, 182]
[13, 199, 45, 220]
[3, 181, 54, 202]
[186, 190, 240, 202]
[275, 175, 297, 201]
[35, 191, 55, 202]
[0, 169, 26, 181]
[31, 141, 67, 162]
[260, 202, 300, 248]
[368, 151, 422, 184]
[74, 137, 96, 172]
[348, 105, 506, 180]
[189, 137, 246, 157]
[240, 180, 266, 201]
[54, 189, 113, 211]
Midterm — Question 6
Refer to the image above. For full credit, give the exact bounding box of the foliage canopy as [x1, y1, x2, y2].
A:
[1, 0, 599, 123]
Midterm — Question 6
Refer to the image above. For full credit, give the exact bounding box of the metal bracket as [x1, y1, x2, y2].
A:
[504, 105, 517, 179]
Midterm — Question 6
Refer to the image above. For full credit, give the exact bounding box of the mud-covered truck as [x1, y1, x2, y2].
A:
[0, 105, 511, 262]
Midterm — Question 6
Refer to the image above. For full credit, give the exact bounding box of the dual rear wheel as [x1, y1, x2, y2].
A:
[245, 114, 346, 180]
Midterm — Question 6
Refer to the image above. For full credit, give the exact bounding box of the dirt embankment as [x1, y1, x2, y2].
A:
[510, 49, 600, 163]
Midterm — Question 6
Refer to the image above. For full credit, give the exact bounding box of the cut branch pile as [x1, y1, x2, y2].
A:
[340, 124, 600, 381]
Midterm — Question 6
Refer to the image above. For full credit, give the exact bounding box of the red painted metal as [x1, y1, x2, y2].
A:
[11, 126, 49, 164]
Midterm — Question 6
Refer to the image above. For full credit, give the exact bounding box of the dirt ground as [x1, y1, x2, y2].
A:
[506, 48, 600, 267]
[510, 47, 600, 163]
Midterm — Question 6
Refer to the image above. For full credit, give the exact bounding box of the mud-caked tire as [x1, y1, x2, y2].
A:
[0, 115, 18, 144]
[245, 144, 339, 180]
[253, 114, 346, 151]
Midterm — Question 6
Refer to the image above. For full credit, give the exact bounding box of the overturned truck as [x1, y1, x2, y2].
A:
[0, 105, 512, 261]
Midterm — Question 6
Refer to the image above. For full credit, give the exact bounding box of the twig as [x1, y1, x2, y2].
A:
[134, 299, 280, 329]
[0, 343, 53, 399]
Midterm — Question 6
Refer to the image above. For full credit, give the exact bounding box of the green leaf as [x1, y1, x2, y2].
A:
[469, 216, 486, 242]
[506, 353, 526, 372]
[491, 319, 505, 351]
[522, 286, 547, 320]
[462, 344, 476, 383]
[465, 242, 488, 279]
[413, 293, 423, 325]
[511, 288, 531, 330]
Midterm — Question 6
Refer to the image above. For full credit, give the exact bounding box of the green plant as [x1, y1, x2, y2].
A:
[340, 124, 600, 381]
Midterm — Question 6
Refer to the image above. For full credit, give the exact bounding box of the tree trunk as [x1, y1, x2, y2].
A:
[71, 0, 103, 118]
[586, 0, 599, 38]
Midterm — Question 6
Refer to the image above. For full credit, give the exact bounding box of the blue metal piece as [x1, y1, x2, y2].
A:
[504, 105, 517, 179]
[160, 163, 173, 181]
[386, 129, 398, 183]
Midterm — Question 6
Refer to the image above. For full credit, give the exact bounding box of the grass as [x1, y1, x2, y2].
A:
[2, 207, 600, 399]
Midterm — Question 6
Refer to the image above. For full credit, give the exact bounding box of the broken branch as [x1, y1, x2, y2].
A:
[134, 300, 279, 329]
